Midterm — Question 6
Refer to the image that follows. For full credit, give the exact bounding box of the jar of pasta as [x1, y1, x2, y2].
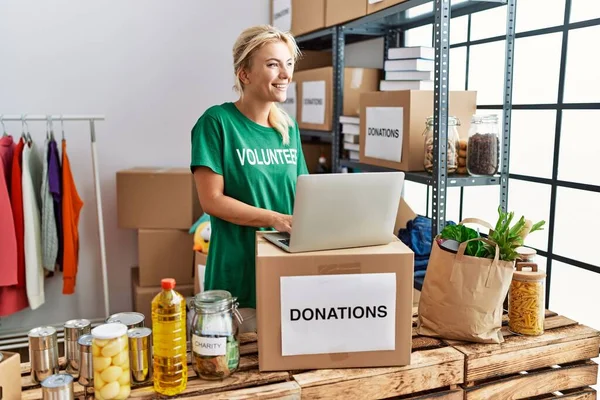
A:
[508, 263, 546, 336]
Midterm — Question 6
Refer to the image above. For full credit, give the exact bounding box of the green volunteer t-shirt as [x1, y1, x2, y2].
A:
[190, 102, 309, 309]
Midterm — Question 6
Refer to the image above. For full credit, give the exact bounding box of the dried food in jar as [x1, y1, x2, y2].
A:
[192, 334, 239, 380]
[508, 280, 544, 335]
[423, 116, 460, 174]
[467, 133, 499, 175]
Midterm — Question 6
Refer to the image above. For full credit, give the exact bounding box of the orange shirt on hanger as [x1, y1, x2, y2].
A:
[61, 139, 83, 295]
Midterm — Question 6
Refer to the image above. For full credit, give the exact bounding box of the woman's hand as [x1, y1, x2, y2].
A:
[270, 212, 292, 234]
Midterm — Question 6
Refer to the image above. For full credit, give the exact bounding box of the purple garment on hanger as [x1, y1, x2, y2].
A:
[48, 138, 63, 271]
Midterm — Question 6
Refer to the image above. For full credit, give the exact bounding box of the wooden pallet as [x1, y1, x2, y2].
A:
[445, 310, 600, 400]
[291, 307, 465, 400]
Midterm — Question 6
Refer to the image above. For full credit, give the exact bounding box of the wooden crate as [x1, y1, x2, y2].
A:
[446, 310, 600, 400]
[19, 332, 300, 400]
[292, 307, 465, 400]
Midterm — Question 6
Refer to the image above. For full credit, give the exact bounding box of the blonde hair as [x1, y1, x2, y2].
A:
[233, 25, 301, 145]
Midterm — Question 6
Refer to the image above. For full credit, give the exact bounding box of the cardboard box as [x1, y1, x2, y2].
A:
[117, 167, 202, 229]
[256, 233, 414, 371]
[271, 0, 326, 37]
[296, 50, 332, 72]
[368, 0, 407, 14]
[326, 0, 367, 27]
[359, 90, 477, 171]
[194, 251, 208, 295]
[138, 229, 194, 287]
[0, 352, 22, 400]
[301, 142, 332, 173]
[295, 67, 381, 131]
[131, 267, 195, 328]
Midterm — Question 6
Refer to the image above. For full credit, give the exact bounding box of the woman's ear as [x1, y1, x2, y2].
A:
[239, 68, 250, 85]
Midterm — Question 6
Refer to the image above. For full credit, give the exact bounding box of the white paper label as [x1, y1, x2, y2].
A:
[280, 273, 397, 356]
[272, 0, 292, 32]
[192, 335, 226, 356]
[280, 82, 297, 119]
[365, 107, 404, 163]
[301, 81, 326, 125]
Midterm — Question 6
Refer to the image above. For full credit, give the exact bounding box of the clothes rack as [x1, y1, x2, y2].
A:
[0, 114, 109, 319]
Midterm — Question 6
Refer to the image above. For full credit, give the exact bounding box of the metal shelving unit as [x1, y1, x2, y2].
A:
[296, 0, 516, 237]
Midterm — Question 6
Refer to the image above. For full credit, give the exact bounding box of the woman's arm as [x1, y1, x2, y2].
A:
[193, 167, 292, 233]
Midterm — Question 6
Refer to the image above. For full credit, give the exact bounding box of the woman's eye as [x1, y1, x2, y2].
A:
[268, 63, 278, 67]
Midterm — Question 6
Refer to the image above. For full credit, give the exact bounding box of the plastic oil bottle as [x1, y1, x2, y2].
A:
[152, 278, 187, 395]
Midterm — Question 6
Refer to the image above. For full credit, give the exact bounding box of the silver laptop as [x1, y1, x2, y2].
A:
[263, 172, 405, 253]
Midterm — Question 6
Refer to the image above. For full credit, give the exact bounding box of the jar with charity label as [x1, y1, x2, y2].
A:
[423, 116, 460, 174]
[508, 263, 546, 336]
[467, 114, 500, 176]
[91, 323, 131, 399]
[190, 290, 243, 380]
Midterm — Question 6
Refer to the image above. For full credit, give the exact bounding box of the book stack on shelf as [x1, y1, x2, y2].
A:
[340, 115, 360, 161]
[380, 46, 435, 91]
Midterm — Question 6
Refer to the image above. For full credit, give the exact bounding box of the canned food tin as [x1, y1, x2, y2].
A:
[127, 327, 153, 384]
[64, 319, 91, 377]
[28, 326, 60, 384]
[106, 312, 145, 329]
[77, 334, 94, 388]
[41, 373, 74, 400]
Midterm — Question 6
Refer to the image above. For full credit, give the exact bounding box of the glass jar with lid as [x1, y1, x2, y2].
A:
[190, 290, 243, 380]
[423, 116, 460, 174]
[467, 114, 500, 176]
[508, 263, 546, 336]
[91, 323, 131, 399]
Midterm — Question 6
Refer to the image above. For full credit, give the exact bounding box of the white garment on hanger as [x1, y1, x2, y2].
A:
[22, 142, 45, 310]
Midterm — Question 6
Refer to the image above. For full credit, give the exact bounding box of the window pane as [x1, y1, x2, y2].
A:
[509, 110, 556, 179]
[404, 181, 428, 217]
[559, 110, 600, 186]
[564, 25, 600, 103]
[507, 179, 551, 251]
[407, 3, 433, 19]
[513, 33, 562, 104]
[469, 40, 506, 105]
[570, 0, 600, 23]
[554, 187, 599, 267]
[445, 187, 461, 224]
[451, 15, 468, 45]
[470, 6, 507, 41]
[550, 261, 600, 330]
[450, 46, 467, 91]
[516, 0, 565, 33]
[462, 185, 501, 225]
[404, 24, 432, 47]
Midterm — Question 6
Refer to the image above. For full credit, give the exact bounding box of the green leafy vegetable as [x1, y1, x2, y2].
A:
[440, 225, 486, 257]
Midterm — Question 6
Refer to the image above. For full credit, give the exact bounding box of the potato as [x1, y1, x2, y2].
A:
[100, 366, 123, 384]
[94, 371, 105, 390]
[94, 339, 109, 348]
[95, 392, 106, 400]
[118, 369, 130, 385]
[99, 381, 120, 400]
[93, 356, 112, 372]
[112, 350, 128, 367]
[117, 384, 131, 399]
[92, 344, 101, 357]
[101, 338, 123, 358]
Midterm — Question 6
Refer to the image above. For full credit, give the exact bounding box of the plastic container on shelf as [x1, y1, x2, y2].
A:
[91, 323, 131, 400]
[423, 116, 460, 174]
[190, 290, 243, 380]
[152, 278, 188, 395]
[508, 263, 546, 336]
[467, 114, 500, 176]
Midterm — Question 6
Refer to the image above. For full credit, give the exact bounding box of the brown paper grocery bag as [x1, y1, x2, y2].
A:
[417, 237, 515, 343]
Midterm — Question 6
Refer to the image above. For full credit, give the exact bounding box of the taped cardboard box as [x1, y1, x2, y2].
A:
[326, 0, 367, 26]
[302, 142, 332, 173]
[294, 67, 381, 131]
[116, 167, 202, 229]
[138, 229, 194, 287]
[368, 0, 407, 14]
[131, 267, 195, 329]
[359, 90, 477, 171]
[271, 0, 326, 37]
[0, 351, 21, 400]
[256, 232, 414, 371]
[194, 251, 208, 295]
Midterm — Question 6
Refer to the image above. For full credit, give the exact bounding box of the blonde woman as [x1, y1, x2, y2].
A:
[191, 25, 309, 332]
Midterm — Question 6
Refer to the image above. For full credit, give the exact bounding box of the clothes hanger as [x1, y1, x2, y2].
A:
[1, 115, 7, 137]
[46, 115, 55, 141]
[60, 114, 65, 141]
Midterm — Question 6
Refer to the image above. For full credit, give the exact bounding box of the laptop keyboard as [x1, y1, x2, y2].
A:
[279, 239, 290, 246]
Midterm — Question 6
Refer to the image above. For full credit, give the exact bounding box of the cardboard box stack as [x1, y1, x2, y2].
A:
[270, 0, 326, 37]
[340, 115, 360, 161]
[117, 167, 203, 325]
[381, 47, 435, 91]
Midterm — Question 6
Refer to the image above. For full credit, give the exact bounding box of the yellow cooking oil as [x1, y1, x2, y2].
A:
[152, 278, 187, 395]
